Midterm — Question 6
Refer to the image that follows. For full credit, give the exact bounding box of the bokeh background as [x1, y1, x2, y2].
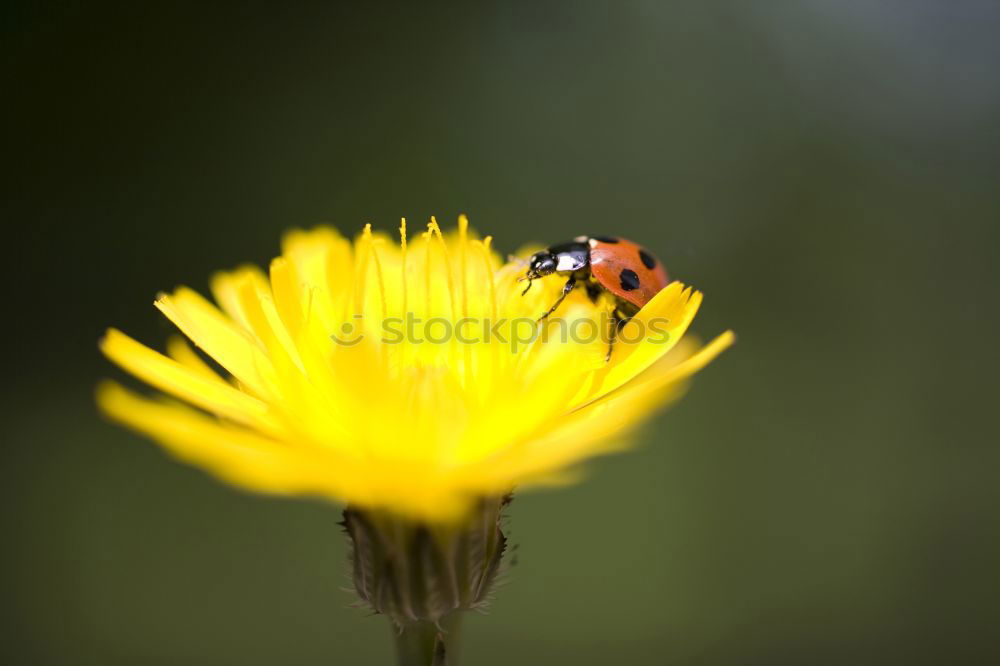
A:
[4, 2, 999, 664]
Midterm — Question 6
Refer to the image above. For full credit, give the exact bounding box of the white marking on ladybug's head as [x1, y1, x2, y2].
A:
[555, 253, 582, 272]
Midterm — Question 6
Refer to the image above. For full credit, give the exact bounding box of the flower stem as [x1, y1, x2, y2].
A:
[393, 613, 462, 666]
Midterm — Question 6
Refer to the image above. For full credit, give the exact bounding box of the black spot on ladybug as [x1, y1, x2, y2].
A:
[619, 268, 640, 291]
[593, 236, 619, 244]
[638, 248, 657, 269]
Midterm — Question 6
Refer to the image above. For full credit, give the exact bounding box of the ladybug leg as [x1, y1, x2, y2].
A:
[585, 281, 603, 304]
[537, 276, 576, 322]
[520, 278, 533, 296]
[606, 309, 620, 362]
[606, 308, 630, 362]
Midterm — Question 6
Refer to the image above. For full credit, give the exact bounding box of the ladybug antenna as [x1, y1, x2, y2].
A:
[520, 276, 533, 296]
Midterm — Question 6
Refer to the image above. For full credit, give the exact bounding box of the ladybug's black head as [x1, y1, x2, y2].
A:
[525, 250, 557, 279]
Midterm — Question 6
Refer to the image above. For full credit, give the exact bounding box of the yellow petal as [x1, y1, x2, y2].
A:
[155, 287, 275, 398]
[100, 329, 278, 432]
[97, 381, 332, 495]
[573, 282, 703, 406]
[165, 335, 220, 380]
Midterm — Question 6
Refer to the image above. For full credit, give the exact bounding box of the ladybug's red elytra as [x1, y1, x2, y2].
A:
[521, 235, 670, 360]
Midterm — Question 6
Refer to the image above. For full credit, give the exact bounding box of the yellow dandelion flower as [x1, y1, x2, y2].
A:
[97, 217, 733, 524]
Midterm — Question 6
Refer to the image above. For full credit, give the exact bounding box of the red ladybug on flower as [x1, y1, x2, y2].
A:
[521, 235, 670, 359]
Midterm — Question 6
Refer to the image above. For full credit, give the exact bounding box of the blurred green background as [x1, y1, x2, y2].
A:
[4, 2, 998, 664]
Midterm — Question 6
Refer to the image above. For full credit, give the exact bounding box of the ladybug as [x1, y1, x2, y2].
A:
[520, 235, 670, 360]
